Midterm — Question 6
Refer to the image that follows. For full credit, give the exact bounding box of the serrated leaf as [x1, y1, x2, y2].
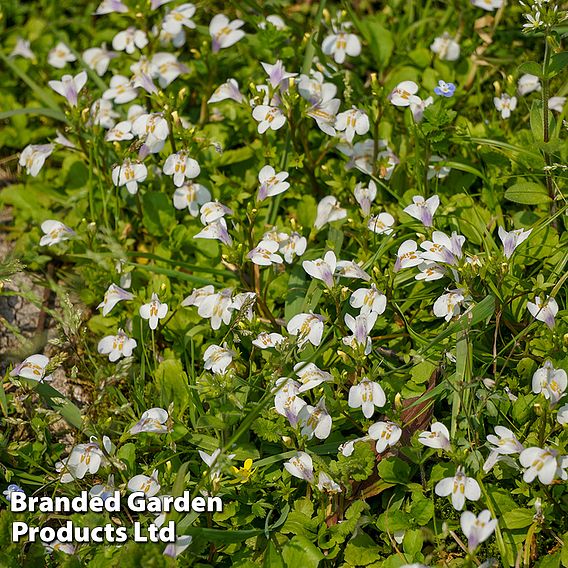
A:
[505, 182, 551, 205]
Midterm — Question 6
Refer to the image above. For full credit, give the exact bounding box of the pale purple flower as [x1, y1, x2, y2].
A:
[527, 296, 558, 329]
[498, 226, 532, 259]
[403, 195, 439, 227]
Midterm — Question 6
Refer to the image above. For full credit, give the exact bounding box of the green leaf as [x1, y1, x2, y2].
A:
[501, 508, 535, 530]
[360, 18, 394, 70]
[154, 359, 191, 415]
[0, 107, 67, 121]
[505, 182, 551, 205]
[377, 457, 411, 484]
[179, 525, 263, 543]
[263, 542, 285, 568]
[403, 528, 424, 559]
[34, 382, 87, 433]
[281, 536, 324, 568]
[344, 533, 380, 566]
[517, 61, 542, 78]
[142, 192, 175, 236]
[548, 52, 568, 77]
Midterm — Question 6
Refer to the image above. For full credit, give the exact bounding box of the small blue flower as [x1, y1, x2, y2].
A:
[3, 484, 25, 501]
[434, 80, 456, 98]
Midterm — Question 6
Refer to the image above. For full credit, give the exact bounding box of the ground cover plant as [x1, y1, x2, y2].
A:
[0, 0, 567, 566]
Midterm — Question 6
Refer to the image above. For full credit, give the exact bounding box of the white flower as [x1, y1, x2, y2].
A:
[163, 535, 193, 558]
[339, 436, 372, 457]
[294, 362, 333, 393]
[348, 378, 386, 418]
[368, 421, 402, 453]
[252, 105, 286, 134]
[19, 144, 54, 177]
[274, 378, 307, 426]
[247, 239, 283, 266]
[151, 52, 188, 88]
[139, 293, 169, 330]
[48, 71, 87, 107]
[335, 107, 369, 143]
[390, 81, 421, 107]
[298, 397, 332, 440]
[314, 196, 347, 229]
[284, 452, 314, 482]
[410, 96, 433, 122]
[261, 60, 297, 91]
[198, 449, 235, 482]
[287, 313, 325, 347]
[128, 469, 160, 497]
[97, 284, 134, 316]
[112, 159, 147, 195]
[10, 37, 35, 60]
[132, 113, 169, 154]
[350, 284, 387, 315]
[483, 426, 524, 472]
[342, 312, 377, 355]
[98, 329, 137, 362]
[368, 212, 395, 235]
[336, 261, 370, 281]
[420, 231, 465, 265]
[435, 466, 481, 511]
[518, 74, 541, 96]
[193, 217, 233, 246]
[94, 0, 128, 15]
[259, 15, 286, 30]
[549, 96, 566, 113]
[199, 201, 233, 225]
[415, 262, 445, 281]
[460, 510, 498, 551]
[181, 285, 215, 308]
[303, 251, 337, 288]
[394, 240, 422, 271]
[297, 71, 334, 106]
[494, 94, 517, 119]
[173, 182, 211, 216]
[519, 447, 568, 485]
[557, 404, 568, 425]
[498, 226, 532, 259]
[532, 360, 567, 405]
[209, 14, 245, 52]
[322, 31, 361, 64]
[354, 180, 376, 217]
[257, 165, 290, 201]
[472, 0, 504, 11]
[163, 151, 200, 187]
[208, 79, 243, 104]
[83, 46, 115, 76]
[403, 195, 439, 227]
[197, 288, 233, 330]
[130, 408, 169, 434]
[59, 437, 112, 482]
[280, 233, 307, 263]
[112, 27, 148, 54]
[433, 289, 466, 321]
[162, 3, 196, 35]
[527, 296, 558, 329]
[418, 422, 451, 450]
[203, 344, 235, 375]
[427, 156, 451, 180]
[307, 97, 341, 136]
[317, 472, 341, 493]
[430, 33, 460, 61]
[39, 220, 75, 246]
[228, 292, 256, 321]
[103, 75, 138, 104]
[10, 354, 51, 382]
[48, 42, 76, 68]
[252, 332, 285, 349]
